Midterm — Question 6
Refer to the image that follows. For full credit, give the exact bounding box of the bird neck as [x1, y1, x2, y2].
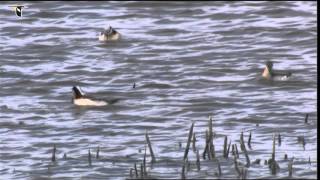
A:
[262, 66, 271, 79]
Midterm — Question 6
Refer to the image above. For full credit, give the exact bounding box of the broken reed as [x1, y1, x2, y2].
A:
[297, 136, 306, 150]
[208, 116, 213, 144]
[186, 158, 191, 171]
[226, 140, 231, 159]
[140, 163, 143, 178]
[304, 113, 309, 123]
[217, 159, 222, 177]
[272, 134, 275, 162]
[203, 116, 215, 160]
[96, 146, 100, 159]
[240, 132, 244, 151]
[240, 167, 247, 180]
[234, 156, 241, 176]
[235, 144, 239, 158]
[51, 144, 56, 162]
[240, 132, 250, 167]
[88, 149, 92, 166]
[269, 134, 280, 175]
[196, 149, 200, 171]
[129, 168, 133, 178]
[203, 130, 209, 159]
[222, 136, 231, 159]
[223, 136, 228, 158]
[145, 130, 156, 163]
[278, 133, 281, 146]
[183, 122, 194, 160]
[192, 132, 196, 152]
[208, 116, 214, 159]
[181, 164, 186, 179]
[288, 159, 294, 177]
[247, 131, 252, 148]
[143, 143, 147, 176]
[134, 163, 138, 178]
[210, 142, 215, 159]
[232, 144, 235, 156]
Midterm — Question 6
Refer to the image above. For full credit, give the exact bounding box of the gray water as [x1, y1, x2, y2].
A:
[0, 1, 317, 179]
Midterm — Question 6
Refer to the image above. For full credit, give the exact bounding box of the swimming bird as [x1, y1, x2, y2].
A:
[262, 61, 292, 80]
[9, 5, 26, 17]
[72, 86, 117, 106]
[98, 26, 121, 42]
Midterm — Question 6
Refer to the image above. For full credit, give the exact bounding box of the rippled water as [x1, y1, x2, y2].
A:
[0, 1, 317, 179]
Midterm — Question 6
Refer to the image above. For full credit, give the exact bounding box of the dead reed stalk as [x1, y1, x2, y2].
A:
[183, 122, 194, 161]
[146, 130, 156, 163]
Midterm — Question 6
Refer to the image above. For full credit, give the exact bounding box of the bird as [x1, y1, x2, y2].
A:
[262, 61, 292, 81]
[9, 5, 25, 17]
[98, 26, 121, 42]
[72, 86, 118, 106]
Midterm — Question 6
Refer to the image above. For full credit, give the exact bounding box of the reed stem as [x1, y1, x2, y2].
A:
[196, 149, 200, 171]
[134, 163, 138, 178]
[304, 113, 309, 123]
[140, 163, 143, 178]
[223, 136, 228, 158]
[226, 140, 231, 159]
[88, 149, 92, 166]
[217, 159, 222, 177]
[96, 146, 100, 159]
[288, 159, 293, 177]
[183, 122, 194, 161]
[51, 144, 56, 162]
[240, 132, 250, 167]
[181, 164, 186, 179]
[278, 133, 281, 146]
[145, 130, 156, 163]
[234, 156, 240, 176]
[272, 134, 275, 162]
[192, 132, 196, 152]
[247, 131, 252, 148]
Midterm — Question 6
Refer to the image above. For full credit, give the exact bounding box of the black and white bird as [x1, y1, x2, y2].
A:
[72, 86, 117, 106]
[262, 61, 292, 81]
[98, 26, 121, 42]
